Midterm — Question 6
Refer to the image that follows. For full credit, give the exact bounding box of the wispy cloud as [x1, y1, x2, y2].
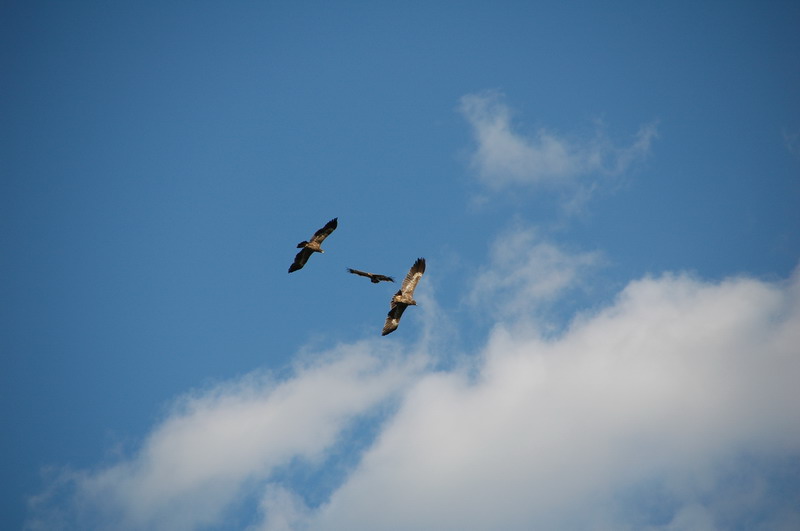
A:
[459, 91, 657, 199]
[27, 267, 800, 530]
[783, 127, 800, 157]
[468, 225, 602, 320]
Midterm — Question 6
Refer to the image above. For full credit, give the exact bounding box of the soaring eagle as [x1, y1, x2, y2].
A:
[288, 217, 338, 273]
[382, 257, 426, 336]
[347, 268, 395, 283]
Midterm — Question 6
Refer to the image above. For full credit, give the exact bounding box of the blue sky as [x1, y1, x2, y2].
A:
[2, 1, 799, 529]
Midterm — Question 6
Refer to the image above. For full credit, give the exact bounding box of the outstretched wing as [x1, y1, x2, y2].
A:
[400, 257, 426, 296]
[310, 217, 338, 244]
[382, 294, 408, 336]
[348, 268, 395, 283]
[288, 247, 313, 273]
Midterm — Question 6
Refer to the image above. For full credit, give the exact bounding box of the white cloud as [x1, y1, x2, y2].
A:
[459, 91, 657, 195]
[27, 267, 800, 530]
[26, 344, 425, 531]
[249, 485, 311, 531]
[468, 225, 602, 320]
[304, 269, 800, 530]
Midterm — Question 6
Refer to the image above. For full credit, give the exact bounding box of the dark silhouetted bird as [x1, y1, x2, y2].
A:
[288, 218, 338, 273]
[347, 268, 395, 283]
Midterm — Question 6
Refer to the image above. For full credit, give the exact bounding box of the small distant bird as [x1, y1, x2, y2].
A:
[347, 268, 395, 283]
[288, 217, 338, 273]
[382, 258, 426, 336]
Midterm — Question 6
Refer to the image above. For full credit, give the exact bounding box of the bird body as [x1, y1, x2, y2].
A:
[288, 218, 338, 273]
[382, 258, 425, 336]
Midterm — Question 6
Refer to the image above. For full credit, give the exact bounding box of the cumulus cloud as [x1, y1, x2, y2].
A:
[27, 267, 800, 530]
[26, 344, 425, 531]
[303, 269, 800, 530]
[459, 91, 657, 195]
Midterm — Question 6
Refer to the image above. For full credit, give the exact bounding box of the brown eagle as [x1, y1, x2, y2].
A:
[288, 217, 338, 273]
[382, 257, 426, 336]
[347, 268, 395, 283]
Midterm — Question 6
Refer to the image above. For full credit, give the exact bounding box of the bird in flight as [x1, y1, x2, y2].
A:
[382, 257, 426, 336]
[288, 217, 338, 273]
[347, 268, 395, 283]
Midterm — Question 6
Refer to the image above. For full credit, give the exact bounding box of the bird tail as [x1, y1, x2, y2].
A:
[296, 241, 308, 248]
